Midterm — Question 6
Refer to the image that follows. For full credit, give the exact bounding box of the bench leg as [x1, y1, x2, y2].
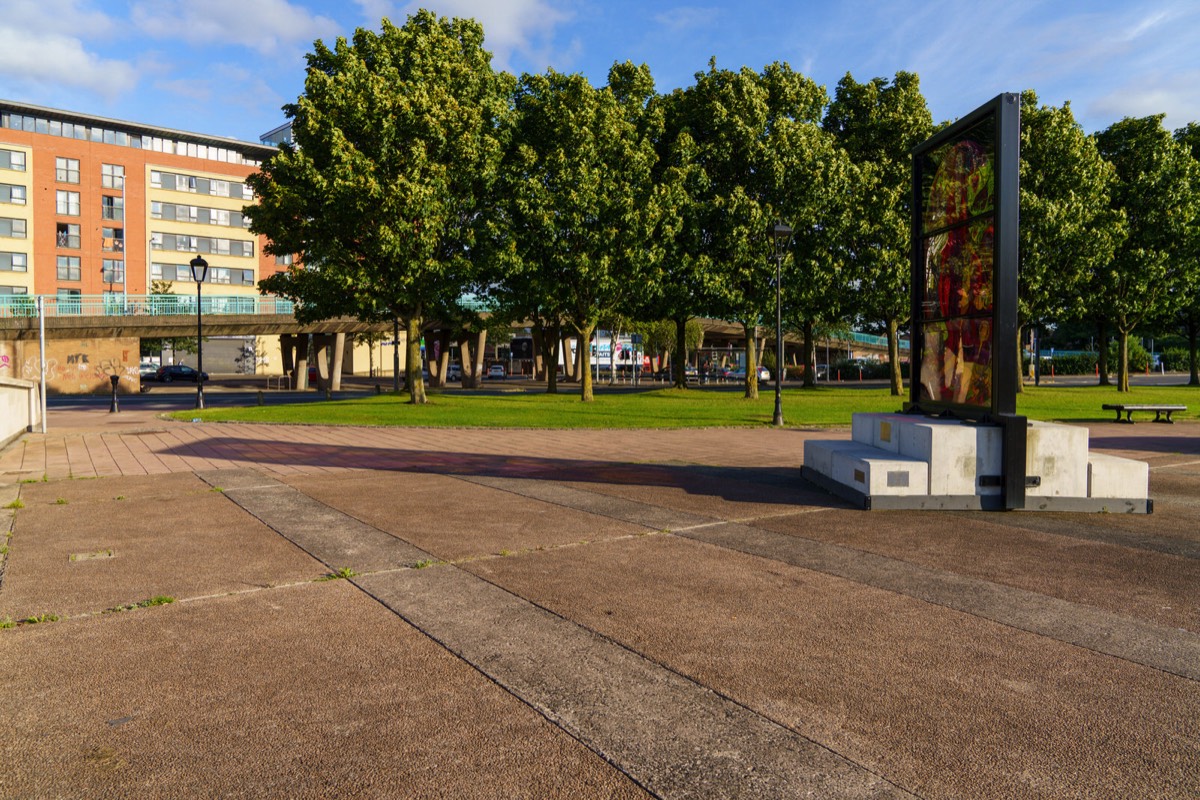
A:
[1122, 411, 1134, 423]
[1154, 410, 1175, 423]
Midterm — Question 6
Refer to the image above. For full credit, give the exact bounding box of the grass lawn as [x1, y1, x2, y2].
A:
[176, 382, 1200, 429]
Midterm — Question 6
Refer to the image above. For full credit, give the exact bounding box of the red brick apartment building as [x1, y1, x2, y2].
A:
[0, 99, 280, 302]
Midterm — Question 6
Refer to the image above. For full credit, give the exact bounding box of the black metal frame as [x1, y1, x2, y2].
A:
[908, 93, 1024, 507]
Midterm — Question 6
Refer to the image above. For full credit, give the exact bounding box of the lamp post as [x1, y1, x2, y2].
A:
[190, 255, 208, 410]
[770, 219, 792, 427]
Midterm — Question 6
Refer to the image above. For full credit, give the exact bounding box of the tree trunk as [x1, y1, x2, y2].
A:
[532, 324, 545, 381]
[471, 329, 487, 388]
[609, 327, 618, 385]
[392, 317, 402, 393]
[886, 317, 903, 396]
[673, 316, 688, 389]
[1188, 317, 1199, 387]
[742, 321, 759, 400]
[457, 333, 475, 388]
[427, 329, 451, 388]
[1096, 320, 1111, 386]
[545, 323, 560, 393]
[404, 315, 426, 404]
[562, 336, 576, 382]
[802, 319, 816, 388]
[1015, 323, 1025, 394]
[577, 323, 596, 402]
[1117, 328, 1130, 392]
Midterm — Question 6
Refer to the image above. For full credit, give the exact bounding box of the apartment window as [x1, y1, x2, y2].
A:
[101, 259, 125, 284]
[102, 226, 124, 252]
[150, 170, 162, 188]
[211, 180, 230, 197]
[0, 252, 29, 272]
[56, 157, 80, 183]
[0, 149, 26, 171]
[0, 286, 29, 295]
[0, 218, 26, 238]
[102, 163, 125, 189]
[57, 255, 81, 281]
[57, 222, 81, 248]
[211, 267, 231, 284]
[57, 288, 82, 314]
[151, 201, 162, 219]
[274, 253, 293, 266]
[101, 195, 124, 221]
[56, 190, 80, 215]
[1, 184, 26, 205]
[241, 183, 254, 200]
[150, 232, 163, 250]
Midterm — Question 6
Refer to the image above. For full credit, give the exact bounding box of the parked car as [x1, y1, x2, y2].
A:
[487, 364, 506, 380]
[138, 361, 159, 380]
[726, 366, 771, 381]
[814, 363, 829, 380]
[446, 363, 462, 381]
[151, 364, 208, 383]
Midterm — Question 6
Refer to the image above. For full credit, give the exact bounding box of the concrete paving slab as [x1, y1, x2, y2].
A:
[751, 507, 1200, 634]
[0, 473, 323, 620]
[286, 471, 650, 562]
[0, 580, 651, 799]
[464, 535, 1200, 799]
[357, 564, 912, 799]
[197, 468, 431, 573]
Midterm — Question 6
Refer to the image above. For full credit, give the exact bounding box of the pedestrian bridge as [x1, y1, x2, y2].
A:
[0, 294, 398, 341]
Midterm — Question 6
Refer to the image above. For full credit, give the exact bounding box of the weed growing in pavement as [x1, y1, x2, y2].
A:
[498, 549, 514, 557]
[0, 618, 14, 629]
[106, 596, 176, 614]
[54, 498, 68, 505]
[414, 559, 437, 569]
[316, 566, 357, 581]
[210, 487, 224, 493]
[22, 613, 60, 625]
[115, 495, 125, 501]
[3, 499, 23, 510]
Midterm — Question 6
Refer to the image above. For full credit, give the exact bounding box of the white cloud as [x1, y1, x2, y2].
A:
[1088, 70, 1200, 132]
[653, 6, 720, 33]
[5, 0, 117, 38]
[0, 25, 138, 101]
[356, 0, 573, 72]
[131, 0, 339, 55]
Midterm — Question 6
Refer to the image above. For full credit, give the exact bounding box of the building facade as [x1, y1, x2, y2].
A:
[0, 99, 280, 305]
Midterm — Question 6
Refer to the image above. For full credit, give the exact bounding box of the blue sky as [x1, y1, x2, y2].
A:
[2, 0, 1197, 144]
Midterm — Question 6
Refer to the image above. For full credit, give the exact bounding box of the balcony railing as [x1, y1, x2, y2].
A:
[0, 293, 296, 318]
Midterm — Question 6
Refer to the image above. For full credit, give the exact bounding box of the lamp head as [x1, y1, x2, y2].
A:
[189, 255, 209, 284]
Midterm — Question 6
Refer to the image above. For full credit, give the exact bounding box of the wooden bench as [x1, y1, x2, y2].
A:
[1102, 403, 1187, 423]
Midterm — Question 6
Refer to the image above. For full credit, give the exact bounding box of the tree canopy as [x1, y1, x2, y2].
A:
[248, 11, 512, 403]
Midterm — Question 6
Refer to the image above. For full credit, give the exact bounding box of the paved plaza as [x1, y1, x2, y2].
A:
[1, 395, 1198, 798]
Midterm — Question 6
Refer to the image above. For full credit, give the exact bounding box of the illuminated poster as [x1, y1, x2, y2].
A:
[910, 94, 1019, 418]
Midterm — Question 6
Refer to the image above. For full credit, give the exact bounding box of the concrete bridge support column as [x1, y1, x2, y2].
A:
[312, 334, 331, 391]
[330, 333, 345, 391]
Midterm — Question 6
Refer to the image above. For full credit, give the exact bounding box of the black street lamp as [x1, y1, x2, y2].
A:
[190, 255, 208, 410]
[770, 219, 792, 427]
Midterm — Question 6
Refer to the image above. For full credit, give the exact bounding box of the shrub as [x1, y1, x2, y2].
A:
[1159, 347, 1190, 372]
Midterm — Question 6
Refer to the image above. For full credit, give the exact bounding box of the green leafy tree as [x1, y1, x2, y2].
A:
[824, 72, 933, 395]
[1094, 116, 1200, 391]
[140, 279, 197, 358]
[680, 60, 827, 399]
[1172, 122, 1200, 385]
[773, 120, 857, 387]
[1019, 92, 1124, 390]
[489, 64, 660, 402]
[248, 12, 512, 404]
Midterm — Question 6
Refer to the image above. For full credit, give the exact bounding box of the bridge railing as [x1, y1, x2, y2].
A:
[0, 294, 296, 319]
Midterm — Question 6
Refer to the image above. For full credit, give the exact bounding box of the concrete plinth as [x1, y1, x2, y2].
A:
[803, 412, 1150, 513]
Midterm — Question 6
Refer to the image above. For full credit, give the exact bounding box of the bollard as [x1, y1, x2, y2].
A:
[376, 384, 382, 395]
[109, 374, 120, 413]
[257, 390, 264, 406]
